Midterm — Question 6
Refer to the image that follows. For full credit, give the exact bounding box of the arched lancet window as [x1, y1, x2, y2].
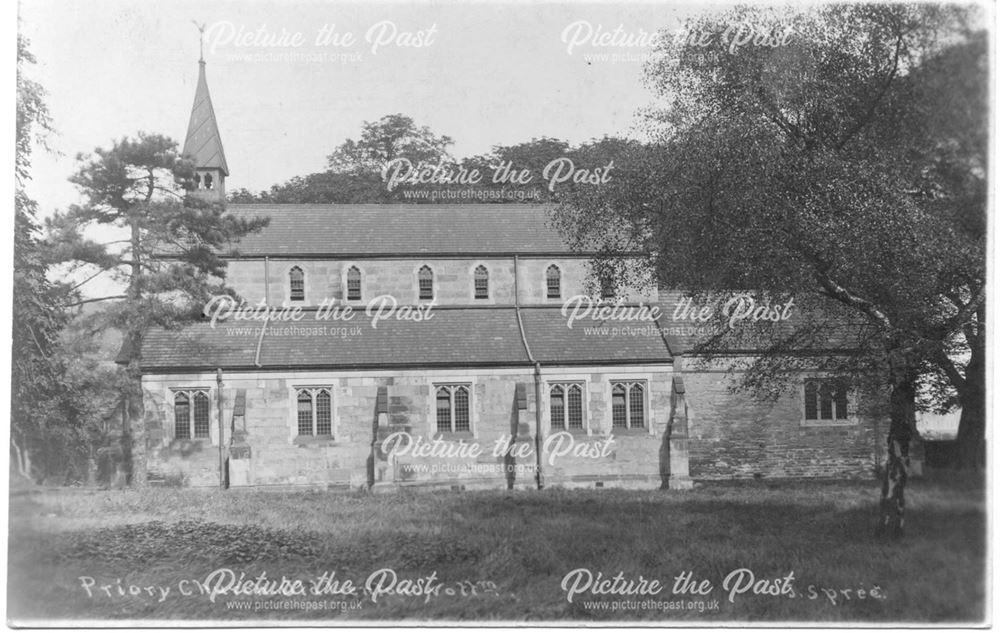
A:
[628, 382, 645, 428]
[289, 266, 305, 302]
[204, 173, 214, 190]
[297, 390, 312, 435]
[819, 382, 835, 420]
[833, 385, 848, 419]
[418, 265, 434, 300]
[549, 383, 584, 431]
[436, 385, 470, 433]
[550, 385, 565, 430]
[297, 388, 332, 437]
[346, 266, 362, 301]
[174, 389, 210, 440]
[804, 381, 818, 420]
[474, 265, 489, 299]
[174, 392, 190, 439]
[567, 384, 583, 430]
[611, 381, 646, 429]
[546, 265, 561, 299]
[193, 173, 202, 189]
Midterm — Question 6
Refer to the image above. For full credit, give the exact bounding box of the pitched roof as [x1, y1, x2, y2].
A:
[654, 290, 875, 355]
[519, 307, 676, 364]
[128, 307, 672, 372]
[183, 61, 229, 176]
[223, 204, 596, 256]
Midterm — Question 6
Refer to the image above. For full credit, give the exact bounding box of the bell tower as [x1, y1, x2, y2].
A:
[183, 27, 229, 204]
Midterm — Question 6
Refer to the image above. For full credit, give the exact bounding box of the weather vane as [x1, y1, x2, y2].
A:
[192, 21, 206, 62]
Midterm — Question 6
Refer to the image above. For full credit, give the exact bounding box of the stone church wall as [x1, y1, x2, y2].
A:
[140, 364, 680, 490]
[680, 361, 879, 480]
[223, 257, 658, 307]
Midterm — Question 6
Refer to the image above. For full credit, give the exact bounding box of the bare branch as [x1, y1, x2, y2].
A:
[66, 269, 108, 292]
[63, 295, 127, 308]
[814, 271, 893, 329]
[834, 28, 905, 151]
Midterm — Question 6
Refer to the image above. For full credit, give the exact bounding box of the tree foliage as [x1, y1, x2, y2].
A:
[231, 114, 453, 203]
[327, 113, 454, 174]
[553, 4, 986, 469]
[12, 34, 82, 482]
[50, 134, 269, 332]
[229, 115, 624, 206]
[46, 133, 268, 483]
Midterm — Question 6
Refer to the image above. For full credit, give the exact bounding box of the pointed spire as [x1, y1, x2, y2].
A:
[183, 56, 229, 176]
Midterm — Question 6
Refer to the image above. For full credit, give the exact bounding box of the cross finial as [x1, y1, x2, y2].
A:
[192, 21, 206, 62]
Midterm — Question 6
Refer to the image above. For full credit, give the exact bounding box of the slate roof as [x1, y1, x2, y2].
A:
[519, 308, 675, 364]
[655, 290, 875, 355]
[128, 307, 673, 372]
[222, 204, 603, 256]
[183, 61, 229, 176]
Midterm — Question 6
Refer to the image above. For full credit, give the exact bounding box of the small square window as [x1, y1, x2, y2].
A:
[803, 379, 852, 425]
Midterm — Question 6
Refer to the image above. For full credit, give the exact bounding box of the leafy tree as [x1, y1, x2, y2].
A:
[554, 4, 985, 537]
[12, 34, 78, 482]
[893, 30, 987, 469]
[234, 114, 453, 204]
[323, 112, 453, 203]
[239, 171, 388, 204]
[459, 137, 569, 203]
[56, 306, 133, 486]
[233, 129, 623, 205]
[327, 113, 453, 174]
[226, 187, 262, 204]
[47, 134, 268, 484]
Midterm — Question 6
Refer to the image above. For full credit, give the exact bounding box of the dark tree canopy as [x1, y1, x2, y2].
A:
[50, 133, 269, 334]
[553, 4, 986, 473]
[45, 133, 268, 483]
[327, 113, 454, 174]
[12, 34, 127, 484]
[231, 120, 625, 206]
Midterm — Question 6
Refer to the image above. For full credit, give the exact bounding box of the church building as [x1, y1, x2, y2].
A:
[123, 59, 882, 490]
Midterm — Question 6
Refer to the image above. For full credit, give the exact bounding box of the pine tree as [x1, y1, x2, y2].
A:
[46, 134, 268, 483]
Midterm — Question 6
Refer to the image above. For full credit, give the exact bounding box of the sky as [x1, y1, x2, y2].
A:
[16, 0, 731, 216]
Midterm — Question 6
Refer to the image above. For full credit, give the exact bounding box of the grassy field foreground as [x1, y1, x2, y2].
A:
[7, 472, 986, 623]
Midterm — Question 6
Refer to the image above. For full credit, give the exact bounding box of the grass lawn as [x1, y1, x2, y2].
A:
[6, 471, 986, 624]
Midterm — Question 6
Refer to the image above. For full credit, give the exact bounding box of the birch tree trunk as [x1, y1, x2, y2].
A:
[877, 350, 915, 539]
